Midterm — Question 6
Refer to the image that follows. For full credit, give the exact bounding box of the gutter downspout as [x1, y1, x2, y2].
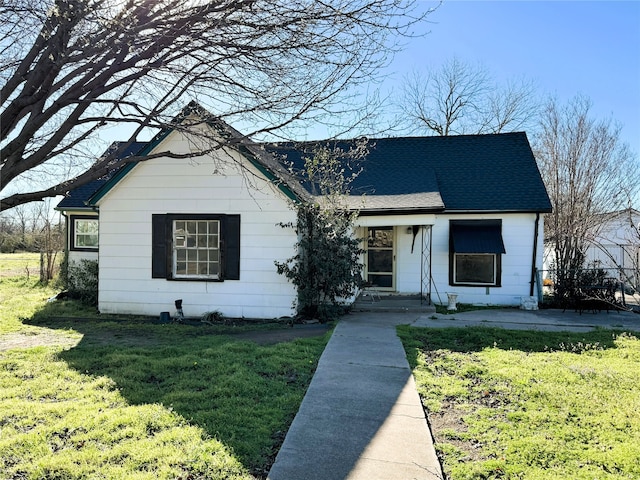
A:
[530, 213, 540, 297]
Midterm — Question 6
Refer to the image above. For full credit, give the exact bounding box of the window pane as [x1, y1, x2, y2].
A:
[197, 249, 208, 262]
[208, 262, 219, 275]
[368, 274, 393, 288]
[186, 221, 196, 234]
[455, 254, 495, 284]
[368, 227, 393, 248]
[177, 250, 186, 261]
[176, 262, 186, 275]
[368, 250, 393, 273]
[187, 250, 197, 262]
[86, 234, 98, 246]
[186, 262, 198, 274]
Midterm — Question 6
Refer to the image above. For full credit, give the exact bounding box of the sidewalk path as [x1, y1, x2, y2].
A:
[268, 307, 639, 480]
[268, 312, 442, 480]
[412, 307, 640, 332]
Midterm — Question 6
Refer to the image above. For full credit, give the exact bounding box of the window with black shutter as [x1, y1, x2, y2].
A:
[152, 214, 240, 281]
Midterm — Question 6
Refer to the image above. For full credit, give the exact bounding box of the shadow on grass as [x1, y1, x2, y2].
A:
[24, 301, 332, 478]
[398, 325, 626, 369]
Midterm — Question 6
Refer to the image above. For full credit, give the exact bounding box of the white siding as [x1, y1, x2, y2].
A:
[96, 129, 298, 319]
[359, 212, 544, 306]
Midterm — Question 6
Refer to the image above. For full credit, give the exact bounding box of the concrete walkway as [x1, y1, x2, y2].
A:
[268, 312, 443, 480]
[268, 307, 639, 480]
[412, 307, 640, 332]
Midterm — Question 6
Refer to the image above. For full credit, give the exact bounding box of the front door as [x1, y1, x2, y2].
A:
[366, 226, 395, 290]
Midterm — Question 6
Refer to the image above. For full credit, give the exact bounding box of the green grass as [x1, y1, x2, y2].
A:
[0, 251, 41, 278]
[398, 326, 640, 479]
[0, 258, 330, 479]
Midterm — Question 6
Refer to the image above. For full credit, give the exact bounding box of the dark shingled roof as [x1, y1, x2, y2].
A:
[56, 142, 147, 209]
[266, 132, 552, 213]
[58, 131, 552, 214]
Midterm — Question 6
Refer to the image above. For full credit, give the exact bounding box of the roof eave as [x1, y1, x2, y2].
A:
[444, 208, 553, 214]
[357, 207, 445, 216]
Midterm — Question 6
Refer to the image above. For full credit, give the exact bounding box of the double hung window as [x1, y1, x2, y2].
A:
[173, 220, 220, 279]
[70, 216, 99, 250]
[152, 214, 240, 281]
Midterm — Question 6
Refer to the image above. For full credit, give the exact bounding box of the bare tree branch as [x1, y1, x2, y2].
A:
[1, 0, 430, 210]
[534, 94, 640, 289]
[399, 57, 539, 136]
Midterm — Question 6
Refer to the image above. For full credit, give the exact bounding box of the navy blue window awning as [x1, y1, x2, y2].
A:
[450, 222, 506, 254]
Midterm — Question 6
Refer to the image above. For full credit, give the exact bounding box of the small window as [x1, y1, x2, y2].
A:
[449, 220, 505, 287]
[454, 254, 496, 285]
[71, 217, 99, 250]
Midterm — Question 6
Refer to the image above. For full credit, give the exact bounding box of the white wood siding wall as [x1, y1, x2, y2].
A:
[360, 212, 544, 306]
[96, 129, 298, 319]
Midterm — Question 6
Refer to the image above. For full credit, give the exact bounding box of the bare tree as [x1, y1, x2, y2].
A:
[1, 0, 430, 211]
[400, 57, 538, 135]
[0, 199, 62, 262]
[534, 94, 640, 298]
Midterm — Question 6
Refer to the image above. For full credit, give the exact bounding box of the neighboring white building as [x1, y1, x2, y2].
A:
[584, 209, 640, 268]
[583, 208, 640, 287]
[57, 103, 552, 318]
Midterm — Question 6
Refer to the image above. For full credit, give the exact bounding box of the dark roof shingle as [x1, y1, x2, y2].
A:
[267, 132, 552, 213]
[58, 132, 552, 214]
[56, 142, 147, 209]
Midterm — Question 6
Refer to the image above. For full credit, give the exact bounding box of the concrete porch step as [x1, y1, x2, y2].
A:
[352, 294, 436, 314]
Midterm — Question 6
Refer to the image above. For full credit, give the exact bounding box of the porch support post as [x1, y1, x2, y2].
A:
[421, 225, 433, 305]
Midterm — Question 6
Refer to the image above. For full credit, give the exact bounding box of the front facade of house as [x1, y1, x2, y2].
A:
[356, 212, 543, 306]
[58, 107, 551, 318]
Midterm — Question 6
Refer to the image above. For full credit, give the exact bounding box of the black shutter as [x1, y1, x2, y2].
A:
[152, 214, 168, 278]
[224, 215, 241, 280]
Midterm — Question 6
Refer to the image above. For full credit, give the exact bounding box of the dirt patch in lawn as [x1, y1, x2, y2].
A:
[0, 322, 332, 351]
[0, 331, 81, 351]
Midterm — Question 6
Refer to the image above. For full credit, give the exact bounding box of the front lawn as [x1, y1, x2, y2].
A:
[398, 326, 640, 480]
[0, 273, 330, 479]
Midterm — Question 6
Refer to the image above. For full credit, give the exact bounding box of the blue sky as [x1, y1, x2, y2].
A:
[379, 0, 640, 154]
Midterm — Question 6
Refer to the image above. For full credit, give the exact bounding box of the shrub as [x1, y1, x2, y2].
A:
[275, 145, 365, 322]
[62, 258, 99, 307]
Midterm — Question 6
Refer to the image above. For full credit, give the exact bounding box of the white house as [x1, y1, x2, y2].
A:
[57, 104, 552, 318]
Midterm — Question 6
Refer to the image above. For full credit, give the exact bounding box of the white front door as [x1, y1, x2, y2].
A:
[366, 226, 395, 290]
